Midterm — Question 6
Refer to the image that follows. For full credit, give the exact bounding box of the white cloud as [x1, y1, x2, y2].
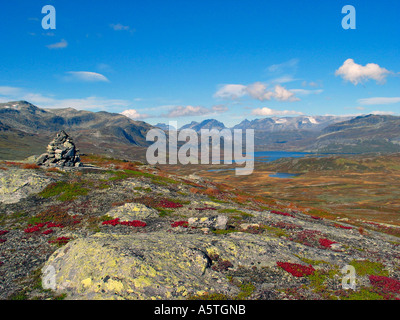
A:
[335, 59, 390, 85]
[65, 71, 109, 82]
[358, 97, 400, 105]
[0, 86, 22, 95]
[0, 86, 130, 111]
[273, 84, 300, 102]
[120, 109, 149, 120]
[267, 58, 299, 74]
[370, 110, 396, 115]
[290, 89, 323, 95]
[214, 82, 300, 102]
[251, 107, 303, 116]
[212, 104, 228, 113]
[46, 39, 68, 49]
[165, 105, 211, 118]
[246, 82, 274, 101]
[214, 84, 247, 100]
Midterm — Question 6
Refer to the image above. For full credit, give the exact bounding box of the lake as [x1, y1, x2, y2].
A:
[207, 151, 314, 176]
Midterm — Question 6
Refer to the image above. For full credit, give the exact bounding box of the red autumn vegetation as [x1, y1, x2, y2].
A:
[157, 200, 183, 208]
[369, 275, 400, 294]
[171, 221, 189, 228]
[102, 218, 147, 227]
[319, 238, 337, 248]
[271, 210, 295, 218]
[277, 262, 315, 277]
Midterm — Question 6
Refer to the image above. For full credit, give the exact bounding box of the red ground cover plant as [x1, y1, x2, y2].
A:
[157, 200, 183, 208]
[290, 229, 322, 247]
[42, 229, 54, 235]
[24, 225, 41, 233]
[277, 262, 315, 277]
[171, 221, 189, 228]
[120, 220, 147, 227]
[0, 230, 9, 236]
[102, 218, 147, 227]
[0, 261, 4, 266]
[0, 239, 7, 243]
[369, 275, 400, 294]
[319, 238, 337, 248]
[271, 210, 295, 218]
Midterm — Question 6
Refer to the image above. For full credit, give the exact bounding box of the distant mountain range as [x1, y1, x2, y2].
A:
[1, 101, 400, 160]
[154, 114, 400, 153]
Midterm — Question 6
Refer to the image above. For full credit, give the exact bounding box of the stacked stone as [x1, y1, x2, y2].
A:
[37, 130, 82, 167]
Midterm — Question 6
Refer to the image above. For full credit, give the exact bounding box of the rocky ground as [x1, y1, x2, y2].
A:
[0, 155, 400, 300]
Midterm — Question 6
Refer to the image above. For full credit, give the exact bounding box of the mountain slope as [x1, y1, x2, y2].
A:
[0, 101, 154, 160]
[309, 114, 400, 153]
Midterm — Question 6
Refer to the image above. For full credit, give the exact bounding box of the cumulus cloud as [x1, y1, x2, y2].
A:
[164, 105, 212, 118]
[251, 107, 303, 116]
[162, 104, 228, 118]
[120, 109, 149, 120]
[65, 71, 109, 82]
[46, 39, 68, 49]
[335, 59, 390, 85]
[213, 84, 247, 100]
[246, 82, 274, 101]
[214, 82, 300, 102]
[358, 97, 400, 105]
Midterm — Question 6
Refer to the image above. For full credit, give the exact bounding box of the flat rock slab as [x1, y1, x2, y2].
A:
[42, 231, 353, 300]
[0, 169, 54, 204]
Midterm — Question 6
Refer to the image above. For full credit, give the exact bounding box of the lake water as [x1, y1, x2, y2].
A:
[269, 172, 299, 179]
[207, 151, 313, 176]
[254, 151, 312, 162]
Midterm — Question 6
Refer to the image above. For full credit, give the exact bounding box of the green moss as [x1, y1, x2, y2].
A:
[236, 282, 255, 300]
[349, 260, 389, 277]
[39, 181, 89, 201]
[212, 229, 237, 235]
[341, 288, 384, 300]
[156, 208, 174, 217]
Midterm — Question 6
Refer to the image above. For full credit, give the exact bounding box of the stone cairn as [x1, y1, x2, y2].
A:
[37, 130, 82, 167]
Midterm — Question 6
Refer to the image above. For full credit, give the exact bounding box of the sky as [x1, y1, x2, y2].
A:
[0, 0, 399, 127]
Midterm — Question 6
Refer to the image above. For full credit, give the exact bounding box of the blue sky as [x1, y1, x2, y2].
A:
[0, 0, 399, 127]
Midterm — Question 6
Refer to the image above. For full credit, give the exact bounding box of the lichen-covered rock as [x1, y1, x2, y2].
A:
[106, 203, 159, 221]
[42, 231, 354, 300]
[0, 169, 54, 204]
[188, 216, 228, 230]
